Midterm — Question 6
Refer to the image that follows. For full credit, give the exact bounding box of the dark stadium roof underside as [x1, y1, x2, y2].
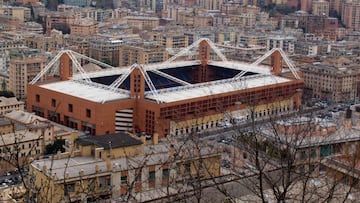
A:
[89, 65, 259, 91]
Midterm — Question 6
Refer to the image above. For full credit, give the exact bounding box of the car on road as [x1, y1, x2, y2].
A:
[0, 182, 8, 188]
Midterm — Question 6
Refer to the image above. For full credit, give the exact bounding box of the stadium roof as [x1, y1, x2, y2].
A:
[39, 72, 291, 104]
[146, 75, 291, 103]
[40, 80, 130, 103]
[31, 38, 300, 104]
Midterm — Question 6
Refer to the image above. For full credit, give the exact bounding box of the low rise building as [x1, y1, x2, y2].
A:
[70, 18, 98, 37]
[301, 64, 359, 102]
[0, 6, 31, 22]
[124, 16, 160, 31]
[29, 133, 221, 202]
[0, 97, 24, 115]
[9, 50, 47, 100]
[119, 42, 168, 66]
[0, 110, 80, 173]
[88, 38, 122, 66]
[233, 113, 360, 177]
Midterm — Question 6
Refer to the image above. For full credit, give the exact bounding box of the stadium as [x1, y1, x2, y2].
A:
[27, 38, 304, 138]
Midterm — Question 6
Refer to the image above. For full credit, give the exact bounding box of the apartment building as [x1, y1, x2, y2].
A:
[322, 105, 360, 190]
[341, 0, 360, 31]
[301, 64, 359, 102]
[0, 47, 10, 78]
[39, 12, 76, 34]
[70, 19, 98, 37]
[15, 0, 40, 3]
[312, 0, 329, 16]
[0, 6, 31, 22]
[9, 50, 47, 99]
[124, 16, 160, 31]
[63, 0, 91, 7]
[152, 31, 189, 48]
[281, 11, 338, 38]
[64, 35, 89, 56]
[29, 133, 221, 202]
[237, 32, 267, 48]
[233, 113, 360, 179]
[0, 97, 24, 115]
[119, 42, 168, 66]
[89, 38, 122, 66]
[266, 34, 296, 54]
[25, 30, 64, 52]
[197, 0, 226, 10]
[18, 22, 43, 35]
[0, 110, 79, 173]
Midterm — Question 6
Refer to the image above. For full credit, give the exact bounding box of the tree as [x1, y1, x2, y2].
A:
[217, 102, 360, 203]
[45, 139, 65, 155]
[0, 90, 15, 98]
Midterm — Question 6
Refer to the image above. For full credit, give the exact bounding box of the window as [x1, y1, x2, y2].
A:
[68, 104, 73, 112]
[310, 149, 317, 158]
[65, 183, 75, 195]
[184, 162, 191, 174]
[51, 99, 56, 107]
[309, 164, 316, 172]
[99, 176, 110, 188]
[149, 171, 156, 181]
[198, 160, 204, 169]
[299, 166, 305, 174]
[135, 171, 142, 182]
[36, 94, 40, 102]
[162, 169, 169, 178]
[86, 109, 91, 118]
[300, 151, 307, 160]
[121, 176, 127, 185]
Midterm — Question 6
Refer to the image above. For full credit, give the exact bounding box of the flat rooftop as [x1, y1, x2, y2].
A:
[147, 74, 291, 103]
[40, 80, 130, 103]
[76, 133, 143, 149]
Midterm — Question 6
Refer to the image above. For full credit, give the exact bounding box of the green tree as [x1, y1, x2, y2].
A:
[45, 139, 65, 155]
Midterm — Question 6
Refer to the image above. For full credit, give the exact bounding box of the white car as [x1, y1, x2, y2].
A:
[0, 182, 8, 188]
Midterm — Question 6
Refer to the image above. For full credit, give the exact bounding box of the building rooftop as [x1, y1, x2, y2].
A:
[31, 140, 217, 180]
[39, 80, 130, 103]
[0, 117, 10, 126]
[0, 97, 24, 107]
[4, 110, 47, 125]
[261, 117, 360, 148]
[76, 133, 143, 149]
[148, 74, 291, 103]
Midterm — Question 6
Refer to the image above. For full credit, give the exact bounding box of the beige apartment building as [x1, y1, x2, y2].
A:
[341, 0, 360, 31]
[89, 38, 122, 66]
[119, 42, 169, 66]
[14, 0, 40, 4]
[25, 30, 64, 52]
[70, 19, 98, 37]
[64, 35, 90, 56]
[0, 110, 79, 173]
[40, 12, 76, 34]
[124, 16, 160, 31]
[301, 64, 359, 102]
[29, 133, 221, 202]
[152, 32, 189, 48]
[0, 97, 24, 115]
[9, 52, 47, 99]
[0, 6, 31, 22]
[312, 0, 330, 16]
